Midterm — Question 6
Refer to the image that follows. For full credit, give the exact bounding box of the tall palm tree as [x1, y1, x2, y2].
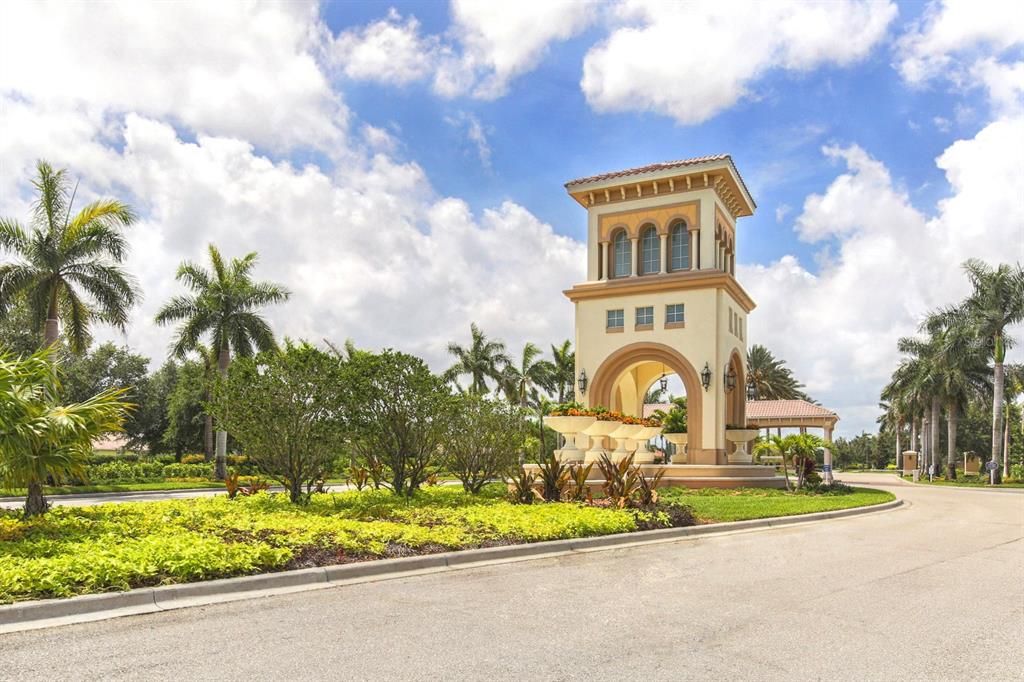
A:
[877, 398, 906, 470]
[549, 340, 575, 403]
[500, 342, 554, 407]
[446, 323, 509, 396]
[746, 344, 813, 401]
[925, 315, 991, 478]
[938, 260, 1024, 480]
[0, 160, 139, 352]
[896, 334, 943, 475]
[155, 244, 290, 479]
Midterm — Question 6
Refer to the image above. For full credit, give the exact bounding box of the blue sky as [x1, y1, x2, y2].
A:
[1, 0, 1021, 436]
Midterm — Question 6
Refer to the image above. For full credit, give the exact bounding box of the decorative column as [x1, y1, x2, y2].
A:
[600, 242, 609, 281]
[629, 237, 639, 277]
[689, 227, 698, 270]
[659, 233, 668, 274]
[823, 424, 834, 484]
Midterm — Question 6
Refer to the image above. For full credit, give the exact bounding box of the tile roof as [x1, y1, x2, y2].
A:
[744, 400, 838, 421]
[565, 154, 731, 187]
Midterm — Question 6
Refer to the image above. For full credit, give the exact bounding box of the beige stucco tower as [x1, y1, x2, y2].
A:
[564, 155, 756, 466]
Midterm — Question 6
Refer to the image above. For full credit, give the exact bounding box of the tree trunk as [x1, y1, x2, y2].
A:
[204, 413, 214, 462]
[1003, 404, 1010, 478]
[895, 422, 901, 472]
[215, 346, 230, 480]
[930, 396, 941, 476]
[910, 419, 918, 472]
[921, 413, 930, 474]
[992, 358, 1004, 483]
[43, 290, 60, 348]
[946, 402, 958, 480]
[24, 480, 48, 517]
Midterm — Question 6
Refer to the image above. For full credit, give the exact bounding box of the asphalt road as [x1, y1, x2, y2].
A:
[0, 474, 1021, 681]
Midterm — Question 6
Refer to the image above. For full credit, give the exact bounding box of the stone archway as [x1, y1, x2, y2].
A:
[725, 349, 745, 428]
[589, 342, 704, 451]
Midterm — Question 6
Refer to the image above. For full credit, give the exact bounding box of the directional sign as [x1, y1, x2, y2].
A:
[986, 460, 999, 472]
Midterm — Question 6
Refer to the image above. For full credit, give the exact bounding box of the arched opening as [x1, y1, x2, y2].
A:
[611, 229, 631, 278]
[590, 342, 704, 452]
[669, 220, 689, 271]
[725, 349, 745, 430]
[639, 224, 659, 275]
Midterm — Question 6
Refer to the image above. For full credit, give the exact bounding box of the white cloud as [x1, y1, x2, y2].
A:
[933, 116, 952, 132]
[896, 0, 1024, 115]
[581, 0, 897, 124]
[0, 2, 585, 373]
[0, 1, 346, 153]
[775, 204, 792, 223]
[436, 0, 599, 99]
[896, 0, 1024, 84]
[331, 8, 438, 85]
[743, 117, 1024, 435]
[445, 112, 493, 169]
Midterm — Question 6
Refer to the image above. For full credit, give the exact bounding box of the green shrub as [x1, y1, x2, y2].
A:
[181, 454, 206, 465]
[162, 463, 214, 479]
[85, 461, 165, 483]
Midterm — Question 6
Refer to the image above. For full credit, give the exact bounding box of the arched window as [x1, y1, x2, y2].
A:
[612, 230, 631, 278]
[639, 225, 659, 275]
[670, 221, 690, 271]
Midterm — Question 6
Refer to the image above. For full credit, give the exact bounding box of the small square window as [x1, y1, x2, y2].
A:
[635, 306, 654, 326]
[666, 304, 685, 325]
[606, 309, 624, 330]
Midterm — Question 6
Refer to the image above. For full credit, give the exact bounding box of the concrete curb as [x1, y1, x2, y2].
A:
[0, 498, 903, 634]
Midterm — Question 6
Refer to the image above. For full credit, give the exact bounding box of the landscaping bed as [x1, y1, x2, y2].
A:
[0, 485, 894, 604]
[900, 475, 1024, 489]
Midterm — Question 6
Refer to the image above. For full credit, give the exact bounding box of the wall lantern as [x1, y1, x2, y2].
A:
[700, 362, 712, 392]
[724, 365, 737, 393]
[746, 378, 758, 401]
[577, 368, 588, 396]
[658, 363, 668, 393]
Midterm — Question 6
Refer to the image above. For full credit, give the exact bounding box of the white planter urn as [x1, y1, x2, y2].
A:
[632, 426, 663, 464]
[725, 429, 760, 464]
[546, 415, 596, 463]
[608, 424, 643, 462]
[582, 419, 621, 463]
[663, 432, 688, 464]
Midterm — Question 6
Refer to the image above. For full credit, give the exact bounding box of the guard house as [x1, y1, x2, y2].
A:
[564, 155, 759, 468]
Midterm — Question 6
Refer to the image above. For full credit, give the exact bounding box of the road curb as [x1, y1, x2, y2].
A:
[0, 497, 902, 634]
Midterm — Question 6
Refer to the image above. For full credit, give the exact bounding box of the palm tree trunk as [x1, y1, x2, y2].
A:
[930, 396, 941, 476]
[24, 480, 48, 517]
[43, 290, 59, 348]
[910, 419, 918, 470]
[1003, 411, 1010, 478]
[204, 412, 214, 462]
[895, 422, 901, 471]
[921, 413, 930, 474]
[992, 358, 1005, 483]
[215, 346, 230, 480]
[946, 402, 958, 479]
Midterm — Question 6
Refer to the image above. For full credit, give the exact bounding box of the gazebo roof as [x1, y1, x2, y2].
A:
[745, 399, 839, 428]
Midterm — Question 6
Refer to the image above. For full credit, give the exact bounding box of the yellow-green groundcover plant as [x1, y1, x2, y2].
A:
[0, 486, 637, 603]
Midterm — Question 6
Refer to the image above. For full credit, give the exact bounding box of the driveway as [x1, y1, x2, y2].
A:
[0, 473, 1021, 680]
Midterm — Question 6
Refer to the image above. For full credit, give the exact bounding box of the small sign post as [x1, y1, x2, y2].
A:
[986, 459, 999, 485]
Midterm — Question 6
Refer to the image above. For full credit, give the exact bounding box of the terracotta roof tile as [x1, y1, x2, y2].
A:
[744, 400, 838, 420]
[565, 155, 731, 187]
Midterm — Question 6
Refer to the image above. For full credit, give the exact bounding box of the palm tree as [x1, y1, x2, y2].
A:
[754, 434, 792, 491]
[938, 260, 1024, 480]
[499, 342, 554, 407]
[155, 244, 290, 479]
[549, 340, 575, 403]
[0, 348, 130, 516]
[446, 323, 509, 395]
[0, 160, 139, 352]
[924, 316, 991, 478]
[877, 398, 906, 471]
[746, 344, 813, 401]
[897, 334, 943, 476]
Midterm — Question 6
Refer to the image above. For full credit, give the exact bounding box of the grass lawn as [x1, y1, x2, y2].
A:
[901, 475, 1024, 489]
[660, 487, 895, 522]
[0, 484, 893, 604]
